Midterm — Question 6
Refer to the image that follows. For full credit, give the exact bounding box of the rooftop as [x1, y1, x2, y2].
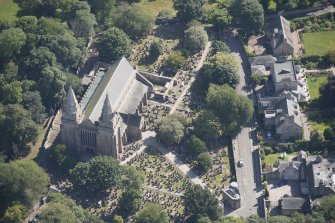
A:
[272, 60, 296, 83]
[281, 197, 308, 210]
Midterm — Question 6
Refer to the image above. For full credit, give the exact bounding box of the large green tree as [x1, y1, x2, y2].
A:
[194, 109, 223, 143]
[156, 115, 186, 146]
[197, 152, 213, 173]
[87, 0, 116, 22]
[206, 84, 253, 135]
[0, 104, 39, 157]
[239, 0, 264, 35]
[70, 156, 123, 191]
[22, 91, 46, 124]
[173, 0, 205, 21]
[314, 195, 335, 222]
[0, 160, 49, 212]
[184, 185, 222, 220]
[39, 192, 104, 223]
[184, 25, 208, 53]
[0, 28, 26, 61]
[95, 27, 131, 63]
[133, 203, 169, 223]
[112, 4, 154, 39]
[186, 135, 206, 157]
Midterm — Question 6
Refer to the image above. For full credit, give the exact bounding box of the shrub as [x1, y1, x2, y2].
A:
[211, 41, 230, 54]
[324, 127, 334, 140]
[165, 51, 187, 69]
[184, 25, 208, 53]
[244, 45, 255, 57]
[149, 42, 163, 61]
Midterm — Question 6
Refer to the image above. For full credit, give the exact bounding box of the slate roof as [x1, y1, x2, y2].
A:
[277, 98, 302, 127]
[267, 15, 293, 49]
[80, 57, 149, 123]
[278, 161, 302, 173]
[311, 160, 335, 191]
[250, 55, 277, 67]
[281, 197, 308, 210]
[272, 60, 296, 83]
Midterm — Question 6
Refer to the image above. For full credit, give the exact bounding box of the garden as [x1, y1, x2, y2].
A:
[302, 31, 335, 56]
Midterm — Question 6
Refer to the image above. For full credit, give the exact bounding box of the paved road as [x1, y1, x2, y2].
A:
[224, 34, 265, 217]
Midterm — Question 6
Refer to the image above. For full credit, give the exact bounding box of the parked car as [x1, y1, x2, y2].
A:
[238, 159, 244, 167]
[266, 131, 272, 139]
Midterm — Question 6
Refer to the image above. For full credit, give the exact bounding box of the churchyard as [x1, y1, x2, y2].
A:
[199, 148, 231, 197]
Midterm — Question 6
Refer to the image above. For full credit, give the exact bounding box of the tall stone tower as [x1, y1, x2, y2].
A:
[97, 94, 122, 158]
[60, 86, 82, 150]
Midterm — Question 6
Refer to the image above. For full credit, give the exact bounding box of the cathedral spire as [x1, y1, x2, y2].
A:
[99, 94, 114, 126]
[62, 86, 82, 121]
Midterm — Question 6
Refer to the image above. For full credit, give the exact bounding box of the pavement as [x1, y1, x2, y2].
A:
[223, 33, 265, 217]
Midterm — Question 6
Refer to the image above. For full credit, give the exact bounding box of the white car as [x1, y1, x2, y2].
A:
[238, 159, 244, 167]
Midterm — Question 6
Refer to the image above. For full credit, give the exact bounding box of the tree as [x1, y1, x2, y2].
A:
[38, 66, 66, 111]
[0, 160, 49, 211]
[70, 156, 123, 191]
[206, 84, 253, 135]
[156, 115, 186, 145]
[314, 195, 335, 221]
[197, 152, 213, 173]
[173, 0, 205, 21]
[0, 104, 39, 156]
[186, 135, 206, 156]
[199, 53, 239, 90]
[310, 130, 324, 150]
[206, 7, 232, 27]
[149, 42, 163, 61]
[22, 91, 46, 124]
[39, 192, 104, 223]
[319, 75, 335, 108]
[246, 215, 266, 223]
[267, 216, 290, 223]
[165, 51, 187, 69]
[197, 217, 212, 223]
[1, 81, 23, 104]
[1, 61, 18, 83]
[211, 41, 230, 54]
[23, 47, 57, 81]
[49, 144, 77, 172]
[194, 109, 222, 143]
[0, 28, 26, 61]
[118, 166, 144, 217]
[184, 185, 222, 220]
[37, 33, 82, 69]
[113, 215, 124, 223]
[2, 202, 28, 223]
[133, 203, 169, 223]
[239, 0, 264, 35]
[68, 3, 97, 38]
[323, 127, 334, 140]
[217, 216, 246, 223]
[184, 25, 208, 53]
[95, 27, 131, 63]
[112, 4, 155, 39]
[87, 0, 116, 22]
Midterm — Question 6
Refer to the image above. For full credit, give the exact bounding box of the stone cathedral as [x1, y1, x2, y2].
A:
[60, 57, 153, 158]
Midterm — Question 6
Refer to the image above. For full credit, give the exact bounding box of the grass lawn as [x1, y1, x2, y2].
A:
[0, 0, 19, 21]
[303, 31, 335, 55]
[263, 153, 288, 166]
[307, 75, 328, 100]
[135, 0, 175, 17]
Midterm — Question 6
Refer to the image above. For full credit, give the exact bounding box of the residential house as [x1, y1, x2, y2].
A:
[266, 15, 294, 57]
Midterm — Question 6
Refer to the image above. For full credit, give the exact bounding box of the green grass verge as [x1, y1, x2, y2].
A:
[135, 0, 175, 17]
[0, 0, 19, 21]
[307, 75, 328, 100]
[303, 31, 335, 55]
